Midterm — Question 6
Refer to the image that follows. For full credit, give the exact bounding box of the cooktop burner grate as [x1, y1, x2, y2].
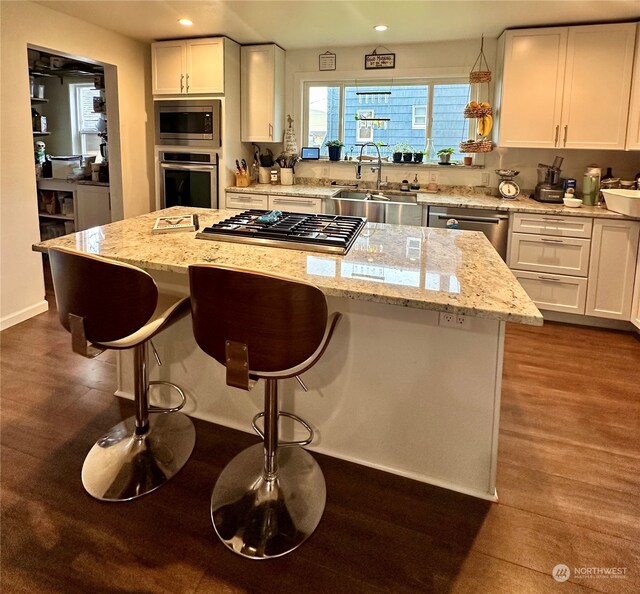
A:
[196, 210, 367, 254]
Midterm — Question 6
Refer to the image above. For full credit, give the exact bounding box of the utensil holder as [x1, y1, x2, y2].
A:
[258, 167, 271, 184]
[235, 172, 251, 187]
[280, 168, 294, 186]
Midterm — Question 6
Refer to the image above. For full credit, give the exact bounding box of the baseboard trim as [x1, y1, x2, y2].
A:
[0, 300, 49, 331]
[541, 309, 634, 331]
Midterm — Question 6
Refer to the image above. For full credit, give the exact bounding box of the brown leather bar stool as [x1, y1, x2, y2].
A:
[189, 264, 341, 559]
[49, 246, 196, 501]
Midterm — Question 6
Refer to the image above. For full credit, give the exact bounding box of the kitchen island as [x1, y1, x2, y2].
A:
[34, 206, 542, 500]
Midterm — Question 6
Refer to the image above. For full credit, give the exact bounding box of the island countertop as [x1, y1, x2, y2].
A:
[33, 206, 543, 326]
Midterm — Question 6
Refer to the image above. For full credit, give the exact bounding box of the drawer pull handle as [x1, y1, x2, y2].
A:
[540, 238, 564, 243]
[233, 196, 261, 202]
[538, 276, 561, 282]
[554, 125, 559, 145]
[541, 217, 564, 222]
[272, 199, 312, 205]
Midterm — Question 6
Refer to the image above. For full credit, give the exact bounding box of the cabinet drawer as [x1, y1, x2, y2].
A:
[513, 270, 587, 314]
[508, 233, 591, 276]
[225, 192, 268, 210]
[512, 213, 593, 238]
[269, 195, 322, 214]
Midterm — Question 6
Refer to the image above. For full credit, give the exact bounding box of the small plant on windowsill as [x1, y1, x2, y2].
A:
[402, 144, 414, 163]
[325, 139, 344, 162]
[413, 148, 424, 163]
[392, 143, 404, 163]
[437, 147, 455, 165]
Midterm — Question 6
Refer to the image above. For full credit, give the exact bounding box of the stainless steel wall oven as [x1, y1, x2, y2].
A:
[159, 151, 218, 209]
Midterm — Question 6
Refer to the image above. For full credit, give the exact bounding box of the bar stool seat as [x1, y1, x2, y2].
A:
[189, 264, 341, 559]
[49, 247, 196, 502]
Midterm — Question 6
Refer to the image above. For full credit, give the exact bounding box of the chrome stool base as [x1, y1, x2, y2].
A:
[82, 412, 195, 501]
[210, 443, 326, 559]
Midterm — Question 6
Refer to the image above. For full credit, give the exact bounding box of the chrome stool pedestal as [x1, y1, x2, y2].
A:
[210, 378, 326, 559]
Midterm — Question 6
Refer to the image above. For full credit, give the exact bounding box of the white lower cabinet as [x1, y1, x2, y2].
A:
[510, 213, 640, 323]
[225, 192, 268, 210]
[225, 192, 322, 213]
[269, 195, 322, 214]
[76, 185, 111, 230]
[512, 270, 588, 314]
[631, 241, 640, 330]
[585, 219, 640, 320]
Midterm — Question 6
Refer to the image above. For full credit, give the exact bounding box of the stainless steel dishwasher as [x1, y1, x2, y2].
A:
[427, 206, 509, 260]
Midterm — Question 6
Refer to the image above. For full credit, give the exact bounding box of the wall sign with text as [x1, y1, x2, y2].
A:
[365, 52, 395, 70]
[319, 51, 336, 71]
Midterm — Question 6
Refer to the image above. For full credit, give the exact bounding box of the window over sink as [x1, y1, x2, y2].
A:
[303, 79, 471, 160]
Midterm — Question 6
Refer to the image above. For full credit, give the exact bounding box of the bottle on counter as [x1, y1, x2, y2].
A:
[410, 174, 420, 191]
[601, 167, 614, 182]
[582, 165, 601, 206]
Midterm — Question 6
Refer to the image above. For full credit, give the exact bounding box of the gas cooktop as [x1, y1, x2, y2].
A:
[196, 210, 367, 255]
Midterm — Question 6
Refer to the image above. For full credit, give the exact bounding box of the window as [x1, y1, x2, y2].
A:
[303, 79, 470, 159]
[412, 105, 427, 129]
[69, 83, 103, 158]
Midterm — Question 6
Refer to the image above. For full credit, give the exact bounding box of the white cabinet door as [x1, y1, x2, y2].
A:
[586, 219, 640, 320]
[508, 233, 591, 277]
[186, 38, 224, 94]
[496, 28, 567, 148]
[631, 241, 640, 329]
[561, 24, 636, 150]
[152, 41, 185, 95]
[225, 192, 269, 210]
[241, 44, 285, 142]
[513, 270, 587, 315]
[269, 195, 322, 214]
[626, 24, 640, 150]
[511, 213, 593, 238]
[76, 185, 111, 231]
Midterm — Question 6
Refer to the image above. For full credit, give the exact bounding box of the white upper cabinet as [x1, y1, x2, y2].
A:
[152, 38, 225, 96]
[241, 44, 285, 143]
[496, 23, 637, 149]
[626, 24, 640, 150]
[496, 28, 568, 148]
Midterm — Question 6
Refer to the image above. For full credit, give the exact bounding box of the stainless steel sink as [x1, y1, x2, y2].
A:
[327, 190, 423, 225]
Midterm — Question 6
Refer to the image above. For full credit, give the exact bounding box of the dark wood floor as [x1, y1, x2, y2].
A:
[2, 278, 639, 593]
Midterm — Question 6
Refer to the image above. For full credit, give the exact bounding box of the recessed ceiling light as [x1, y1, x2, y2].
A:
[178, 18, 193, 26]
[374, 25, 388, 32]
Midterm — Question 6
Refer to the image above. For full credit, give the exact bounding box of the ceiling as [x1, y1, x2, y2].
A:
[35, 0, 640, 50]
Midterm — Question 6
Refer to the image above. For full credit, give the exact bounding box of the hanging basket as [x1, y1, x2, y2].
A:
[464, 105, 493, 118]
[459, 139, 494, 153]
[469, 36, 492, 84]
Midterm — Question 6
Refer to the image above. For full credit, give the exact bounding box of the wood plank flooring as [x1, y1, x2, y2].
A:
[2, 283, 639, 593]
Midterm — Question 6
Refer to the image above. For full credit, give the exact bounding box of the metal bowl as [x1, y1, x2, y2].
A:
[495, 169, 520, 177]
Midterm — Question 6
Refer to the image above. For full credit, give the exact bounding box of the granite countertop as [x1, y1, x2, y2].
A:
[226, 183, 638, 220]
[33, 206, 542, 326]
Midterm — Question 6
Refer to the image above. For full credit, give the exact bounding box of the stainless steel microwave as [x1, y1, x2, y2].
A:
[154, 100, 221, 148]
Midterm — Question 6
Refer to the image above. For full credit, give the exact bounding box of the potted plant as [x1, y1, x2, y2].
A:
[437, 147, 455, 164]
[402, 144, 413, 163]
[392, 143, 404, 163]
[325, 139, 344, 162]
[413, 148, 424, 163]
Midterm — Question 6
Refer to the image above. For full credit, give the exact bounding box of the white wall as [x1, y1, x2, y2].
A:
[0, 0, 154, 329]
[285, 39, 640, 192]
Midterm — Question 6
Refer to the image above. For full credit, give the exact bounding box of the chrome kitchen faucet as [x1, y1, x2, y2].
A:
[355, 142, 388, 192]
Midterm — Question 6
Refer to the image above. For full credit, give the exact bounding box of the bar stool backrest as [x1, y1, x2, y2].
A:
[189, 265, 328, 374]
[49, 247, 158, 343]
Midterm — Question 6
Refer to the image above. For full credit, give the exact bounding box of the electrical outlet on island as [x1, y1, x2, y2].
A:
[480, 172, 490, 186]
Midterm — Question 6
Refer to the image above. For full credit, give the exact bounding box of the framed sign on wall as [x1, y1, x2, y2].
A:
[319, 51, 336, 71]
[365, 50, 395, 70]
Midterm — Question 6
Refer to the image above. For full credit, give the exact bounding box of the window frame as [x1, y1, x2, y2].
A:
[69, 82, 102, 157]
[301, 75, 472, 158]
